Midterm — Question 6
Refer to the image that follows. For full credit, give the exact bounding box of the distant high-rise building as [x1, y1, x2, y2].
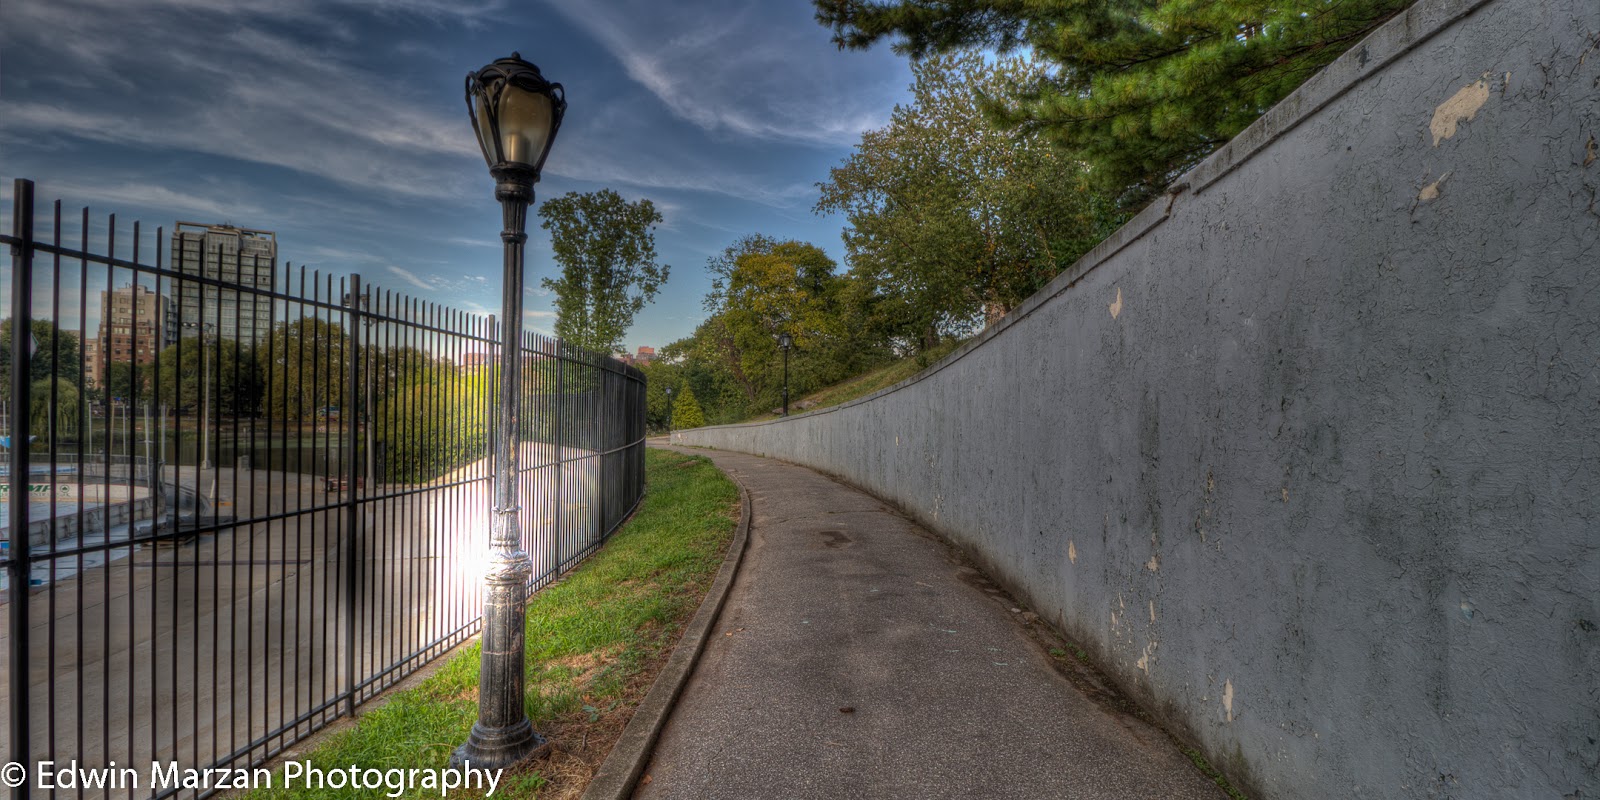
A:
[169, 222, 276, 347]
[85, 283, 171, 390]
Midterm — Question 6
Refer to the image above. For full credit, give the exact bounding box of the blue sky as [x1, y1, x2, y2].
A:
[0, 0, 913, 351]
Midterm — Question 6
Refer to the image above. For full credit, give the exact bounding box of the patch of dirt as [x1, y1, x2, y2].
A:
[522, 644, 677, 800]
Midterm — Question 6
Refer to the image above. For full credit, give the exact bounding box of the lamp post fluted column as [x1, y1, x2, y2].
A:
[454, 167, 542, 769]
[456, 52, 565, 772]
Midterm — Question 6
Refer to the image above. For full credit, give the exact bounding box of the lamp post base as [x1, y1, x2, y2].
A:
[450, 719, 549, 771]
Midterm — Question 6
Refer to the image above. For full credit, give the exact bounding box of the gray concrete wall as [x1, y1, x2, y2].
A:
[673, 0, 1600, 796]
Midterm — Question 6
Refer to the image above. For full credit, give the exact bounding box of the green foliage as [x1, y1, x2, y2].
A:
[104, 361, 153, 406]
[538, 189, 671, 355]
[815, 0, 1408, 206]
[376, 369, 491, 484]
[638, 359, 684, 433]
[29, 377, 81, 439]
[817, 52, 1114, 346]
[672, 236, 893, 423]
[262, 318, 348, 421]
[671, 383, 707, 429]
[154, 335, 261, 417]
[661, 315, 759, 423]
[0, 319, 83, 398]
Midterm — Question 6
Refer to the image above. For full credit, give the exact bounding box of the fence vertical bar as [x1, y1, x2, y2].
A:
[344, 274, 362, 717]
[7, 178, 36, 799]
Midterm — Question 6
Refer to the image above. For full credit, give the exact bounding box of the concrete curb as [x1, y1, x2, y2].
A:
[580, 447, 753, 800]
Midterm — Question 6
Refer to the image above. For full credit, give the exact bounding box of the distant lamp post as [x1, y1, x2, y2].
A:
[341, 289, 377, 488]
[778, 332, 793, 417]
[665, 386, 674, 437]
[183, 320, 219, 515]
[182, 321, 216, 470]
[457, 51, 566, 771]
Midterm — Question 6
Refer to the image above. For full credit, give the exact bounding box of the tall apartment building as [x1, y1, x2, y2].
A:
[169, 222, 277, 348]
[84, 283, 170, 390]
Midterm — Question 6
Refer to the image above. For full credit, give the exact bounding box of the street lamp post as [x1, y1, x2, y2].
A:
[457, 52, 566, 771]
[342, 289, 377, 489]
[665, 386, 673, 438]
[183, 321, 215, 469]
[184, 321, 219, 513]
[778, 332, 793, 417]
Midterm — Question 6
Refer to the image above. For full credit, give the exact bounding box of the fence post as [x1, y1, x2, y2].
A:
[343, 273, 362, 717]
[7, 178, 35, 794]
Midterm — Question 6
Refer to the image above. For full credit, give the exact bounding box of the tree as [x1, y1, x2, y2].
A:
[377, 370, 490, 483]
[29, 377, 82, 441]
[659, 318, 757, 425]
[105, 361, 154, 406]
[538, 189, 671, 355]
[0, 319, 84, 398]
[637, 358, 684, 433]
[661, 234, 898, 424]
[815, 0, 1409, 205]
[817, 52, 1110, 347]
[720, 240, 886, 407]
[262, 318, 348, 421]
[671, 383, 707, 430]
[153, 336, 260, 417]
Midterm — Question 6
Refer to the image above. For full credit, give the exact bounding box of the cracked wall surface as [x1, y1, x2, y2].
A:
[674, 0, 1600, 797]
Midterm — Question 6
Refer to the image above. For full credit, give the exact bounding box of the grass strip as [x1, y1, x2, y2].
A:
[742, 337, 967, 422]
[243, 448, 738, 799]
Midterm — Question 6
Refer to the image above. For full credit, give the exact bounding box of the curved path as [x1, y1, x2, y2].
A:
[637, 446, 1226, 800]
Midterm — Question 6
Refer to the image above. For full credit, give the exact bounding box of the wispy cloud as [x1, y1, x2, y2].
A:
[386, 264, 436, 291]
[541, 0, 903, 147]
[20, 176, 271, 223]
[0, 0, 481, 200]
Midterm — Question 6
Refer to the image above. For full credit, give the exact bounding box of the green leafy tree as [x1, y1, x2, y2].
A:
[638, 359, 684, 433]
[538, 189, 671, 355]
[29, 377, 82, 440]
[153, 336, 260, 416]
[817, 52, 1110, 348]
[105, 361, 154, 406]
[815, 0, 1408, 205]
[719, 240, 887, 410]
[661, 235, 893, 423]
[671, 383, 707, 430]
[377, 370, 491, 483]
[262, 318, 348, 421]
[659, 318, 757, 425]
[0, 319, 84, 398]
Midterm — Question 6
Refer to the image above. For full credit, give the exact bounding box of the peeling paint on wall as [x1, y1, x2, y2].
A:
[1224, 680, 1235, 723]
[1137, 641, 1157, 674]
[1149, 600, 1156, 623]
[1431, 75, 1492, 145]
[1068, 539, 1078, 564]
[1109, 287, 1124, 319]
[1419, 170, 1453, 200]
[1146, 554, 1160, 572]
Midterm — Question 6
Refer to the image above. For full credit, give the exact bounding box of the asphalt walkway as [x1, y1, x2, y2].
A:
[638, 446, 1226, 800]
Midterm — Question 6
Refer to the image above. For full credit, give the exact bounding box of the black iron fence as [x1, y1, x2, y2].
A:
[0, 178, 646, 797]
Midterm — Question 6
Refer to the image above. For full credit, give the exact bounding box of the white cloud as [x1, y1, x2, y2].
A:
[541, 0, 905, 147]
[18, 176, 271, 224]
[386, 265, 436, 291]
[0, 0, 481, 200]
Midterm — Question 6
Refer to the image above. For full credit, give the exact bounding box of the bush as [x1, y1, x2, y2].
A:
[671, 384, 707, 430]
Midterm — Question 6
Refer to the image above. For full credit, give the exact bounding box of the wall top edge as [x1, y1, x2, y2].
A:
[683, 0, 1498, 437]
